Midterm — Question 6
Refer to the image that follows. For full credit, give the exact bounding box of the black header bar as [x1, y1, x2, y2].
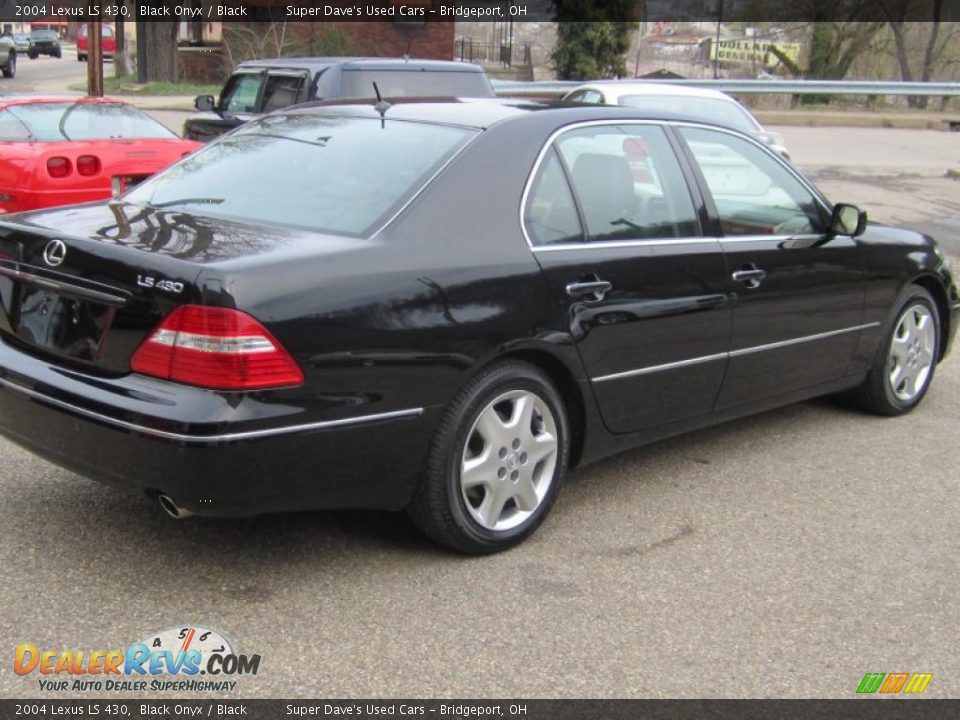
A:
[0, 0, 957, 23]
[2, 699, 959, 720]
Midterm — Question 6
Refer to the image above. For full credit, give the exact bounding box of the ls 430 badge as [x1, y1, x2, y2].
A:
[137, 275, 184, 294]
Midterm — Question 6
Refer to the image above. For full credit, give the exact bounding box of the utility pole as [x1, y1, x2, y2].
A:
[634, 10, 648, 78]
[713, 0, 724, 79]
[87, 19, 103, 96]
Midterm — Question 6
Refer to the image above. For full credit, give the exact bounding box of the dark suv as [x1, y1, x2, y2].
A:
[28, 29, 61, 59]
[183, 57, 495, 142]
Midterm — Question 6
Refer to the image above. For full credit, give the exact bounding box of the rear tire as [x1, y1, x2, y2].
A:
[77, 53, 86, 62]
[1, 52, 15, 78]
[852, 285, 940, 416]
[27, 52, 37, 60]
[407, 361, 570, 554]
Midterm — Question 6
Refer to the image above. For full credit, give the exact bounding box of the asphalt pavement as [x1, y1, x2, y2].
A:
[1, 55, 958, 700]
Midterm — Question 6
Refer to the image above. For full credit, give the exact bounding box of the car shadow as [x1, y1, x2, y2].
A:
[4, 393, 874, 582]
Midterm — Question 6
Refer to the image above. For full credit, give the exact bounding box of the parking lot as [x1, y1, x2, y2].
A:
[1, 55, 959, 699]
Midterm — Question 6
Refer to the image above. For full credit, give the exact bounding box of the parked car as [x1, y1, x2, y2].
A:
[76, 23, 115, 62]
[0, 96, 200, 213]
[27, 29, 61, 59]
[183, 57, 496, 142]
[563, 81, 791, 159]
[13, 34, 31, 54]
[0, 35, 15, 78]
[0, 100, 955, 554]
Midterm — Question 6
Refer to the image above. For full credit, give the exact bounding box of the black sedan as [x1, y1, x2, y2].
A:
[0, 100, 956, 554]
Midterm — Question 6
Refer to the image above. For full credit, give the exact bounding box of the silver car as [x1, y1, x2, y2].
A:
[563, 81, 790, 159]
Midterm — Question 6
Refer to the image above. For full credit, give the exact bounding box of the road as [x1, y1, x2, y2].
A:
[1, 59, 959, 700]
[3, 50, 87, 95]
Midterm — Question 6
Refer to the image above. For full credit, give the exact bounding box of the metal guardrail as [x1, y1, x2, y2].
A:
[491, 79, 960, 98]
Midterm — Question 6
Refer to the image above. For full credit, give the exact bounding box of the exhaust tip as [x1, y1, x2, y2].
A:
[158, 494, 192, 519]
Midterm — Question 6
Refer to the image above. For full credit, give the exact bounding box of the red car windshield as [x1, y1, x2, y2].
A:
[4, 102, 176, 141]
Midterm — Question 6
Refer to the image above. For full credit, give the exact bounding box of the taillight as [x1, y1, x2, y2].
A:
[76, 155, 101, 176]
[47, 157, 72, 178]
[130, 305, 304, 391]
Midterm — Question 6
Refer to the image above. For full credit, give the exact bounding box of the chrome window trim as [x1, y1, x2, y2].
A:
[519, 119, 832, 252]
[591, 322, 880, 384]
[0, 377, 423, 443]
[530, 232, 826, 253]
[532, 237, 716, 253]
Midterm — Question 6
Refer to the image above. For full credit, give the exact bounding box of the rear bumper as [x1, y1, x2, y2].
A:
[0, 338, 436, 517]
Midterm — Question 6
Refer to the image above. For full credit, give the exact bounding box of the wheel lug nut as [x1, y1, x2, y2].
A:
[520, 452, 528, 465]
[498, 467, 506, 479]
[510, 470, 519, 481]
[498, 447, 507, 459]
[512, 438, 520, 450]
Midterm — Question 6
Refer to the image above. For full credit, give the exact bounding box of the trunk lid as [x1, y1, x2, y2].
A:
[0, 201, 356, 374]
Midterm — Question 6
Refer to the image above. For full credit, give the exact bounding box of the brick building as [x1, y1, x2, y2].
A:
[239, 0, 455, 60]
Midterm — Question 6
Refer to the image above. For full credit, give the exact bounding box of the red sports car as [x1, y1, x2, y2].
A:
[0, 96, 200, 213]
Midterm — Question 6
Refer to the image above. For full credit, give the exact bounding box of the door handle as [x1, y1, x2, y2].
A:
[732, 265, 766, 289]
[565, 279, 612, 301]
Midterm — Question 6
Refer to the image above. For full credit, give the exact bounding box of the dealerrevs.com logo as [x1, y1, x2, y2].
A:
[15, 625, 261, 693]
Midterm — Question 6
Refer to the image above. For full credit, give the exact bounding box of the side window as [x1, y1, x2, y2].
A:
[567, 90, 602, 104]
[679, 126, 824, 236]
[220, 73, 263, 113]
[555, 124, 700, 242]
[524, 148, 583, 247]
[0, 110, 32, 141]
[102, 27, 114, 38]
[261, 73, 305, 113]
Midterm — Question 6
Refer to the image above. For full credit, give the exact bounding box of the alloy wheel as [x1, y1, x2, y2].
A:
[888, 302, 936, 402]
[459, 389, 558, 532]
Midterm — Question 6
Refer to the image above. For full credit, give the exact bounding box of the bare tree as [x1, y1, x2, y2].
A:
[114, 0, 127, 77]
[221, 22, 289, 69]
[142, 21, 178, 82]
[875, 0, 954, 107]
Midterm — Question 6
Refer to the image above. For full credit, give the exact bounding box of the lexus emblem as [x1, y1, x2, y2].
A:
[43, 239, 67, 267]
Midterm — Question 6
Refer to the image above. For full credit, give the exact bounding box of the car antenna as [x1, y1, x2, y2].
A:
[372, 82, 391, 128]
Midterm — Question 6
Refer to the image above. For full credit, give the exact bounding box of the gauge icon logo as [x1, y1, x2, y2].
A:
[137, 625, 235, 669]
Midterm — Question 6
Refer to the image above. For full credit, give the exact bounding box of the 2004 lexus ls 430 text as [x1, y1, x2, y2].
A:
[0, 100, 956, 553]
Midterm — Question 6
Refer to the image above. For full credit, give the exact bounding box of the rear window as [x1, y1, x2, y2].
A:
[339, 69, 493, 99]
[618, 95, 758, 133]
[124, 113, 476, 237]
[5, 102, 176, 141]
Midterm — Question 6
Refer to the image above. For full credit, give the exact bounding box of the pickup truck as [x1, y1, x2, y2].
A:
[183, 57, 495, 142]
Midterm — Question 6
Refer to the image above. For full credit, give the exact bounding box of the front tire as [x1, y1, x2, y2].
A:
[1, 52, 15, 78]
[408, 361, 570, 554]
[853, 285, 940, 416]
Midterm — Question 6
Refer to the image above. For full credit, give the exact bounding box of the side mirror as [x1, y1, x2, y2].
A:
[830, 203, 867, 237]
[194, 95, 215, 112]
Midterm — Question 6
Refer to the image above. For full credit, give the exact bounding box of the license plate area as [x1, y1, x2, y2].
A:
[11, 285, 115, 362]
